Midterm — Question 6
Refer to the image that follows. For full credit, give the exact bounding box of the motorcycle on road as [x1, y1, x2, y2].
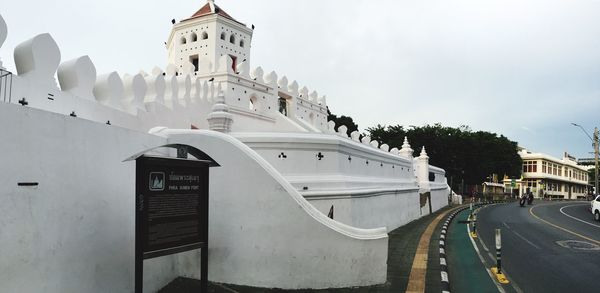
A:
[519, 188, 534, 207]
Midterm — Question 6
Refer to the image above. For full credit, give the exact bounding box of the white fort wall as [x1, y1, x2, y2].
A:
[0, 103, 176, 293]
[0, 103, 388, 291]
[236, 132, 421, 229]
[0, 11, 451, 291]
[161, 129, 388, 289]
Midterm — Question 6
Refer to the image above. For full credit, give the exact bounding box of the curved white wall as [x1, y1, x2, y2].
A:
[162, 129, 388, 289]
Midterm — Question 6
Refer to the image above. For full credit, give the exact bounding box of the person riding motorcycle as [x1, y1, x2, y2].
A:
[520, 188, 534, 207]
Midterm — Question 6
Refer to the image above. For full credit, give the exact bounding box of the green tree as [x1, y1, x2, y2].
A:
[327, 107, 359, 137]
[367, 124, 522, 192]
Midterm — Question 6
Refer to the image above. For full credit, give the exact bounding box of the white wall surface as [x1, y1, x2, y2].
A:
[0, 103, 178, 293]
[161, 129, 389, 289]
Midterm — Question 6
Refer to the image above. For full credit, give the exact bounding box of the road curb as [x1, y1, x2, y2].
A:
[439, 206, 467, 293]
[439, 201, 500, 293]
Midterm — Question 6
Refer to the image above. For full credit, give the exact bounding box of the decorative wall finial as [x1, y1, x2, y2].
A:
[402, 136, 411, 148]
[419, 146, 428, 158]
[399, 136, 414, 158]
[207, 91, 233, 133]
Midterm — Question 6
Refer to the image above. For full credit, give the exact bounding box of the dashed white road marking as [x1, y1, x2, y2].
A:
[511, 230, 540, 250]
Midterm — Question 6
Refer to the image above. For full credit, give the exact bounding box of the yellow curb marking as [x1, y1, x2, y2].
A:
[405, 206, 462, 293]
[490, 267, 510, 284]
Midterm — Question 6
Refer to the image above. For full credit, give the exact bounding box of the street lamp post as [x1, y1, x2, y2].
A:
[595, 127, 599, 197]
[571, 123, 599, 197]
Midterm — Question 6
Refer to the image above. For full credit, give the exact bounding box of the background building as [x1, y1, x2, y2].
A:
[504, 149, 590, 199]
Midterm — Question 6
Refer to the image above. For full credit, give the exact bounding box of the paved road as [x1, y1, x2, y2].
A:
[477, 201, 600, 293]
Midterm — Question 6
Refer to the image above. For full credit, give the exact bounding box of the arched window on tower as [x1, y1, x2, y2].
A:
[191, 33, 198, 42]
[220, 32, 226, 40]
[201, 31, 208, 40]
[240, 40, 245, 48]
[230, 35, 235, 44]
[180, 37, 187, 45]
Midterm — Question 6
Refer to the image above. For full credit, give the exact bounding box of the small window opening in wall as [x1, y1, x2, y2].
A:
[191, 33, 198, 42]
[201, 32, 208, 40]
[189, 55, 199, 72]
[429, 172, 435, 182]
[249, 96, 257, 111]
[229, 55, 237, 72]
[230, 35, 236, 44]
[180, 37, 187, 44]
[278, 97, 288, 116]
[240, 40, 245, 47]
[221, 32, 226, 40]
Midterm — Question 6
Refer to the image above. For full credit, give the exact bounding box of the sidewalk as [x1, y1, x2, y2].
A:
[159, 206, 456, 293]
[446, 208, 498, 293]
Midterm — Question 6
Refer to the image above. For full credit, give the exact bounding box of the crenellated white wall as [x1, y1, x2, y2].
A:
[0, 9, 451, 291]
[2, 28, 329, 135]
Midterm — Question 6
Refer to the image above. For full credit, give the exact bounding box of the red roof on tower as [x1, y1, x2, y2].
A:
[182, 1, 244, 25]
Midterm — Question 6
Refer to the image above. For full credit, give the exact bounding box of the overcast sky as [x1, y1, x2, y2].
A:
[2, 0, 600, 159]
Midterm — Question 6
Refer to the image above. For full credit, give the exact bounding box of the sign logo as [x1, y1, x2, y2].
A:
[149, 172, 165, 191]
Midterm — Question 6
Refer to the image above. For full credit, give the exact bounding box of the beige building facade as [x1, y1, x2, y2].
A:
[504, 149, 590, 199]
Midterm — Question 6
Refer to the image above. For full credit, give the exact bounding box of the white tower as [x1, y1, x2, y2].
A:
[166, 0, 253, 74]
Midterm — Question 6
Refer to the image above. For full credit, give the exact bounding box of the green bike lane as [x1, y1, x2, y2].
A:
[446, 208, 499, 293]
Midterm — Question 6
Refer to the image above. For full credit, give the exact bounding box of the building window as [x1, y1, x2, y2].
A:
[229, 54, 237, 72]
[249, 96, 257, 111]
[180, 37, 187, 44]
[523, 161, 537, 173]
[278, 97, 288, 116]
[240, 40, 245, 48]
[559, 166, 563, 177]
[221, 32, 226, 40]
[230, 35, 236, 44]
[201, 31, 208, 40]
[189, 55, 199, 72]
[191, 33, 198, 42]
[542, 161, 547, 173]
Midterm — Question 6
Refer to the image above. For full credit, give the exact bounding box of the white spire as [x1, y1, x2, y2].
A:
[402, 136, 411, 148]
[399, 136, 414, 158]
[207, 90, 233, 133]
[420, 146, 428, 158]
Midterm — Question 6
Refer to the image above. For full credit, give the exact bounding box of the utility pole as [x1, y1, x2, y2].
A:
[594, 127, 598, 196]
[571, 123, 598, 197]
